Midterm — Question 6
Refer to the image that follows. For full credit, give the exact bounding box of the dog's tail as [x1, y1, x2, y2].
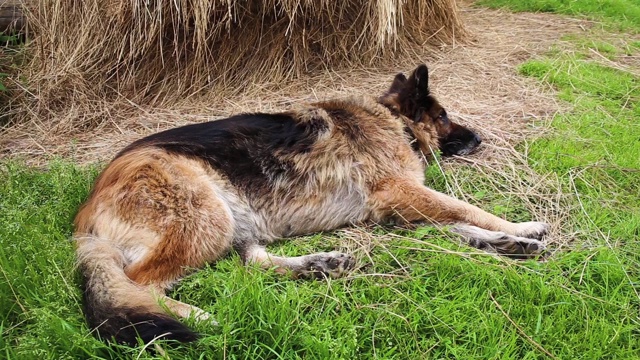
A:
[76, 235, 198, 346]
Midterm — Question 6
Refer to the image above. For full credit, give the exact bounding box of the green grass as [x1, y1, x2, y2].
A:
[476, 0, 640, 32]
[1, 162, 639, 359]
[2, 2, 640, 359]
[518, 50, 640, 241]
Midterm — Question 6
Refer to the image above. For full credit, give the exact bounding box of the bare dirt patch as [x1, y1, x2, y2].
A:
[1, 6, 589, 164]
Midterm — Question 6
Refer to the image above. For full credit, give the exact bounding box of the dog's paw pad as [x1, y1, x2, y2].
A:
[300, 252, 355, 279]
[498, 236, 547, 259]
[521, 238, 546, 255]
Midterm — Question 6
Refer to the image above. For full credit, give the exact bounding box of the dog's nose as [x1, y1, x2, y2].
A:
[474, 134, 482, 145]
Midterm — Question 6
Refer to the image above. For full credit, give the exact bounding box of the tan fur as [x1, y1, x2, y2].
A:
[76, 148, 234, 291]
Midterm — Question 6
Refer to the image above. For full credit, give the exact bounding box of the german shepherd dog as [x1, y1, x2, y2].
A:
[74, 64, 549, 346]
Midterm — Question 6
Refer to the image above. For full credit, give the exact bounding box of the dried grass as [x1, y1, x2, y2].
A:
[1, 8, 588, 162]
[0, 6, 596, 251]
[10, 0, 466, 131]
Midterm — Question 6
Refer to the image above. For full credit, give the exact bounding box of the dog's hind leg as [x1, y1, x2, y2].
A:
[239, 244, 355, 279]
[450, 224, 546, 259]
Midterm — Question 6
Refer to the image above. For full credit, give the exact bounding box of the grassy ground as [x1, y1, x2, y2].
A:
[2, 1, 640, 359]
[476, 0, 640, 32]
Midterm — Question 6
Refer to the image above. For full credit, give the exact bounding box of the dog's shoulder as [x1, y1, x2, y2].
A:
[304, 95, 406, 149]
[313, 95, 404, 133]
[111, 95, 418, 196]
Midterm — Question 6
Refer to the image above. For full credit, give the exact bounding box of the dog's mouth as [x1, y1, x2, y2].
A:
[453, 142, 481, 156]
[440, 133, 482, 157]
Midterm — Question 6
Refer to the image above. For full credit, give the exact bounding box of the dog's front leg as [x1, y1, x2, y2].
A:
[370, 179, 549, 256]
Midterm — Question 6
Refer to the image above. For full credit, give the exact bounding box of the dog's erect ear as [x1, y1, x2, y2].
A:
[381, 65, 433, 120]
[388, 73, 408, 94]
[409, 64, 430, 101]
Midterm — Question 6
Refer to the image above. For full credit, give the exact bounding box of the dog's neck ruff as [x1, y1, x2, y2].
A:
[376, 98, 436, 161]
[403, 124, 420, 152]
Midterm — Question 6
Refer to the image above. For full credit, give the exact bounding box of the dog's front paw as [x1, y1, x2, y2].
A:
[479, 234, 546, 259]
[505, 237, 546, 259]
[299, 252, 355, 279]
[514, 221, 550, 240]
[450, 224, 547, 259]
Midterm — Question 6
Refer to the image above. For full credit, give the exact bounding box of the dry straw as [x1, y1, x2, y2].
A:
[3, 7, 588, 251]
[14, 0, 466, 130]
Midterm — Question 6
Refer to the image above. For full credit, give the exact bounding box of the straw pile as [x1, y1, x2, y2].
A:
[2, 7, 587, 249]
[12, 0, 466, 130]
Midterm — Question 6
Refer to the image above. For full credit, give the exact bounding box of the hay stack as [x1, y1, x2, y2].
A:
[0, 0, 26, 34]
[17, 0, 466, 129]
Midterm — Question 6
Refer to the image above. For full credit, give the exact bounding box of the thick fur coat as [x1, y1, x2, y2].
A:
[74, 65, 549, 345]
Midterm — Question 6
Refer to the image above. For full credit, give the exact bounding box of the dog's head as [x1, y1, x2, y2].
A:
[379, 64, 481, 157]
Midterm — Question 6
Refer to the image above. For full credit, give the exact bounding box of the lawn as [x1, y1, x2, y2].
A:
[1, 1, 640, 359]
